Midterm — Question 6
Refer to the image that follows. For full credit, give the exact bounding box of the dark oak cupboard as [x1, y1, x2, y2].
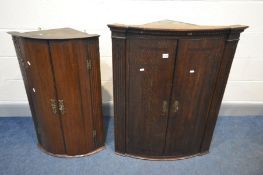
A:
[9, 28, 104, 157]
[108, 20, 248, 160]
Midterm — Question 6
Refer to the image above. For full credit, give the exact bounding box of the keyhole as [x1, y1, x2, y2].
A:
[32, 88, 36, 93]
[27, 61, 31, 66]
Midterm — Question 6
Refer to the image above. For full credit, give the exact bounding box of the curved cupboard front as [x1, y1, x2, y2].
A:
[9, 28, 105, 157]
[108, 20, 247, 160]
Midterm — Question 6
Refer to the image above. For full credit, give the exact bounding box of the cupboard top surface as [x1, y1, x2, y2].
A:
[8, 28, 98, 40]
[108, 20, 248, 32]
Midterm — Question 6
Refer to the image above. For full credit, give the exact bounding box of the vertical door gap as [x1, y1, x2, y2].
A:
[162, 40, 179, 155]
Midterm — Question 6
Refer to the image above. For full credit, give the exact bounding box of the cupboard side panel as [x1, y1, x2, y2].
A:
[112, 37, 127, 153]
[23, 39, 65, 154]
[87, 37, 105, 147]
[12, 36, 41, 144]
[201, 33, 241, 152]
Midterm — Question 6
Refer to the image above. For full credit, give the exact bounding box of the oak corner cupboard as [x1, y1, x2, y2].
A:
[108, 20, 248, 160]
[8, 28, 104, 157]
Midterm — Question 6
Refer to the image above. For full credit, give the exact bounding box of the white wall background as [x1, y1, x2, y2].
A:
[0, 0, 263, 116]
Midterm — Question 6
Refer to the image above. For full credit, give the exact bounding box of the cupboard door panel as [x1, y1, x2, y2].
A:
[74, 40, 97, 149]
[23, 39, 65, 154]
[126, 39, 177, 156]
[165, 38, 225, 156]
[50, 40, 92, 155]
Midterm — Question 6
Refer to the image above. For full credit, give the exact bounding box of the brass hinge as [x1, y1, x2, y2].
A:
[87, 59, 92, 70]
[50, 99, 57, 114]
[36, 126, 41, 135]
[162, 100, 168, 114]
[58, 99, 65, 115]
[93, 130, 97, 145]
[173, 100, 179, 113]
[50, 99, 65, 115]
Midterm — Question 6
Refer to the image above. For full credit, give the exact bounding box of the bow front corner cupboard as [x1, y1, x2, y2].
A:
[108, 20, 248, 160]
[9, 28, 105, 157]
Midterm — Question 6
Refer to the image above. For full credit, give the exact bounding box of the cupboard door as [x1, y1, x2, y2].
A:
[50, 40, 93, 155]
[165, 38, 225, 156]
[23, 39, 65, 154]
[126, 39, 177, 156]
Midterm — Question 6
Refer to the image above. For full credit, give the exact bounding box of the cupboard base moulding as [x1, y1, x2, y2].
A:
[115, 151, 209, 161]
[38, 144, 105, 158]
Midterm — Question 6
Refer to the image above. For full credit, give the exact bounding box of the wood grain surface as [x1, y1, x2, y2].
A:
[10, 29, 105, 156]
[109, 21, 247, 159]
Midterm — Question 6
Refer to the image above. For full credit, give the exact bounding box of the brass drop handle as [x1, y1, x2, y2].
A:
[58, 99, 65, 115]
[50, 99, 57, 114]
[173, 100, 179, 113]
[162, 100, 168, 114]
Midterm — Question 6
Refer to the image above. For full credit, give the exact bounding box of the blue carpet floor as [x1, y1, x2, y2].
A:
[0, 116, 263, 175]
